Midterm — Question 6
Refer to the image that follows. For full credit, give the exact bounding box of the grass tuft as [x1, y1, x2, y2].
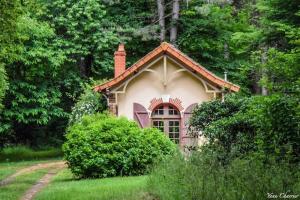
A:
[0, 146, 62, 162]
[148, 152, 300, 200]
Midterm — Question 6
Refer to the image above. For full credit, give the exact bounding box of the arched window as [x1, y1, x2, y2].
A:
[151, 104, 181, 144]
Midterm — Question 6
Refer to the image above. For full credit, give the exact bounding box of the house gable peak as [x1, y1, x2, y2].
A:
[94, 42, 240, 92]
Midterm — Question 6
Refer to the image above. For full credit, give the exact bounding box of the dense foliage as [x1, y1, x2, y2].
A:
[0, 0, 22, 110]
[0, 0, 298, 149]
[190, 94, 300, 163]
[0, 0, 83, 147]
[148, 1, 299, 197]
[63, 113, 176, 178]
[0, 0, 298, 198]
[149, 91, 299, 199]
[43, 0, 120, 78]
[149, 151, 300, 200]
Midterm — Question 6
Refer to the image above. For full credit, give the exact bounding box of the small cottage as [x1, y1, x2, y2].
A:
[94, 42, 239, 148]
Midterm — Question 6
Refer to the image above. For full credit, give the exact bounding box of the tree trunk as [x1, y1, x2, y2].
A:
[156, 0, 166, 42]
[224, 42, 229, 60]
[79, 57, 86, 77]
[252, 70, 261, 94]
[79, 55, 92, 78]
[261, 47, 268, 96]
[170, 0, 180, 45]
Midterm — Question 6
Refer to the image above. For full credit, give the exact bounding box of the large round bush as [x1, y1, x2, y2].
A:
[63, 113, 176, 178]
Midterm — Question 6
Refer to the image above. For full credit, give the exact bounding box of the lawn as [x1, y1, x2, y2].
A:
[0, 169, 49, 200]
[34, 169, 152, 200]
[0, 159, 154, 200]
[0, 159, 61, 180]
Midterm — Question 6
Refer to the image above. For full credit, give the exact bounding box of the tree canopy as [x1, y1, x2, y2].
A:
[0, 0, 299, 148]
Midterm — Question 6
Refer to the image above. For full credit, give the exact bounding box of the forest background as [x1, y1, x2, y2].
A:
[0, 0, 299, 148]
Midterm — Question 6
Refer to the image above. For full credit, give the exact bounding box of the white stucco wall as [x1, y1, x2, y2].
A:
[115, 56, 214, 119]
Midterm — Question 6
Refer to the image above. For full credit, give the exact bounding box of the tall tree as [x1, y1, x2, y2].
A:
[170, 0, 180, 44]
[157, 0, 166, 42]
[256, 0, 300, 95]
[0, 66, 6, 110]
[43, 0, 120, 78]
[104, 0, 160, 65]
[0, 0, 83, 147]
[0, 0, 22, 110]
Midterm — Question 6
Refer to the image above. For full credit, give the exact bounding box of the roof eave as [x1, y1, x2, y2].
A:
[94, 42, 241, 93]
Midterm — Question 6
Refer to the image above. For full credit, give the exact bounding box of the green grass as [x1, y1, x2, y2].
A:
[35, 169, 152, 200]
[0, 159, 61, 180]
[0, 159, 152, 200]
[0, 169, 48, 200]
[0, 146, 63, 162]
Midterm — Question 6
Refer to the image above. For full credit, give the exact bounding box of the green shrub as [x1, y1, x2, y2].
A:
[189, 94, 300, 163]
[148, 150, 300, 200]
[0, 145, 62, 162]
[189, 94, 244, 132]
[68, 84, 106, 125]
[63, 113, 176, 178]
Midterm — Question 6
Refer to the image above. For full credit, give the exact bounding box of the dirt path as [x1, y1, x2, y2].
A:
[0, 161, 66, 186]
[20, 163, 66, 200]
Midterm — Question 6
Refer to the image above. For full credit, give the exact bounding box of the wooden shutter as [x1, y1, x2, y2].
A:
[133, 103, 150, 128]
[183, 103, 198, 136]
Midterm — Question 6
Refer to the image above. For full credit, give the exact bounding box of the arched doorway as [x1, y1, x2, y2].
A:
[151, 104, 181, 144]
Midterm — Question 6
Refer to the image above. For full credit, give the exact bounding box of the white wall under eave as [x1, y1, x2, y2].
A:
[115, 57, 215, 120]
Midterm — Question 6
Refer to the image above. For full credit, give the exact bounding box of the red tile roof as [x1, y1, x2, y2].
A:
[94, 42, 240, 92]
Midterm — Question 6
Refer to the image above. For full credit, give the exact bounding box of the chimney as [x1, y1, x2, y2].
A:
[114, 44, 126, 78]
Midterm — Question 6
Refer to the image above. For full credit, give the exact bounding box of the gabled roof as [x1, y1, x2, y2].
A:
[94, 42, 240, 92]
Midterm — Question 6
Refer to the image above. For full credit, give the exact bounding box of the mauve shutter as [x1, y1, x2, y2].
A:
[133, 103, 150, 128]
[183, 103, 198, 137]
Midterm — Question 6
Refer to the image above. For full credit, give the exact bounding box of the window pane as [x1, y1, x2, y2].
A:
[153, 105, 165, 116]
[168, 106, 179, 116]
[153, 120, 164, 132]
[152, 112, 181, 144]
[153, 121, 163, 127]
[159, 109, 164, 115]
